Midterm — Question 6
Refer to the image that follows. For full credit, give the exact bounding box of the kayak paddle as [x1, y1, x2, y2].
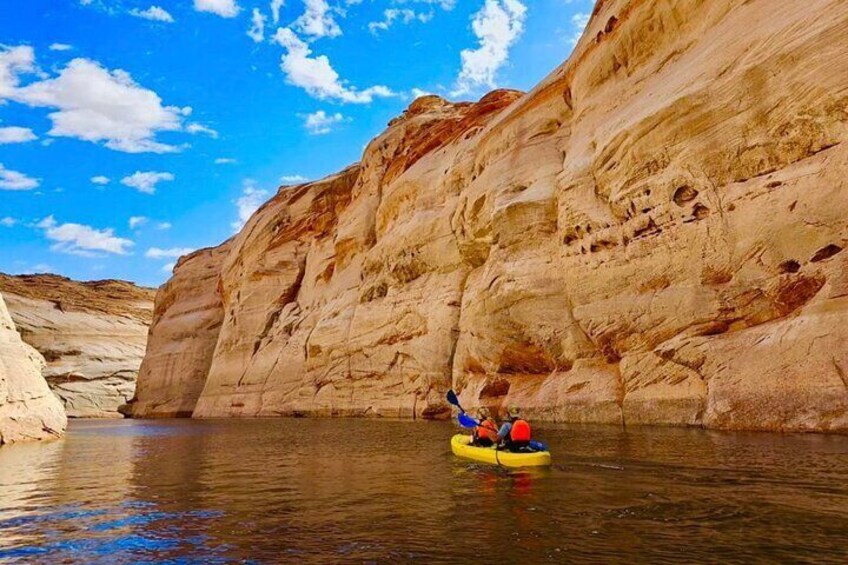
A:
[445, 389, 465, 413]
[457, 412, 480, 429]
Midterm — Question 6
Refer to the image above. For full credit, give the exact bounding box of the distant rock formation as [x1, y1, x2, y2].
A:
[0, 292, 66, 445]
[0, 275, 155, 418]
[130, 0, 848, 432]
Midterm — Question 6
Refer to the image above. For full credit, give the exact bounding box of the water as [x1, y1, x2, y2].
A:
[1, 419, 847, 564]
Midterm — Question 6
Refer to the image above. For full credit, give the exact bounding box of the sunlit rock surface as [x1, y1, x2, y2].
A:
[0, 292, 66, 445]
[132, 0, 848, 431]
[0, 275, 155, 418]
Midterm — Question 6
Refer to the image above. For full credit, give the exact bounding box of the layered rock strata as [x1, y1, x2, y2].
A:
[131, 0, 848, 432]
[0, 292, 66, 445]
[0, 275, 155, 418]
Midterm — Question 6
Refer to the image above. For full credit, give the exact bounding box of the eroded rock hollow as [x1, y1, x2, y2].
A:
[129, 0, 848, 432]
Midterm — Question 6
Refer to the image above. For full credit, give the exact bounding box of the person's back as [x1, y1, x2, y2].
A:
[471, 408, 498, 447]
[497, 406, 532, 452]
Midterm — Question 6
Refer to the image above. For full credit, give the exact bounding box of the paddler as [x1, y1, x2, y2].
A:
[496, 406, 532, 452]
[470, 407, 499, 447]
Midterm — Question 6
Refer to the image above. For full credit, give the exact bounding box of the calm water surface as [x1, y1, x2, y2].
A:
[1, 419, 848, 563]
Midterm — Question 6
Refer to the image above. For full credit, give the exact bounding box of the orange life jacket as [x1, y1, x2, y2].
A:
[476, 418, 498, 441]
[510, 419, 531, 442]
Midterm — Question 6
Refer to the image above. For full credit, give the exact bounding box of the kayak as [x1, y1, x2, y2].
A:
[450, 434, 552, 468]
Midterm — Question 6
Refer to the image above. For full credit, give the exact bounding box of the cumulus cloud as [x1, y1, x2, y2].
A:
[294, 0, 341, 39]
[49, 43, 73, 51]
[280, 174, 307, 184]
[453, 0, 527, 96]
[302, 110, 347, 135]
[145, 246, 194, 259]
[91, 175, 110, 185]
[37, 215, 133, 256]
[156, 221, 172, 230]
[129, 5, 175, 22]
[232, 179, 269, 231]
[194, 0, 240, 17]
[13, 56, 189, 153]
[120, 171, 175, 194]
[1, 217, 17, 227]
[273, 28, 394, 104]
[0, 163, 39, 190]
[248, 8, 267, 42]
[162, 262, 176, 273]
[129, 216, 149, 229]
[215, 157, 237, 164]
[270, 0, 285, 24]
[0, 45, 35, 100]
[0, 126, 37, 144]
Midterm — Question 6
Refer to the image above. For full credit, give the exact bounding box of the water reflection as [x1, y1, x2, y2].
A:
[1, 419, 847, 563]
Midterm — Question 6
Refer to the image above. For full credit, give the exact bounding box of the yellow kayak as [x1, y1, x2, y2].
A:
[451, 434, 552, 468]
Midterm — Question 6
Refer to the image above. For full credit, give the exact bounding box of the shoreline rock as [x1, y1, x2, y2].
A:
[129, 0, 848, 432]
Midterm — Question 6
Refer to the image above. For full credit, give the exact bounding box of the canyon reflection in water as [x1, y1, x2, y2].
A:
[1, 419, 847, 563]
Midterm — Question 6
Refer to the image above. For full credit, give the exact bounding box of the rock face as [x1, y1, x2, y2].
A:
[0, 292, 67, 445]
[0, 275, 156, 418]
[131, 0, 848, 432]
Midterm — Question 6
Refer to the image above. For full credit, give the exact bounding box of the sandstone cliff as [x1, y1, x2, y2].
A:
[0, 292, 67, 444]
[130, 0, 848, 432]
[0, 274, 155, 418]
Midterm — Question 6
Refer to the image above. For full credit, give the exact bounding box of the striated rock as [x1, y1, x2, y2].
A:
[133, 0, 848, 432]
[0, 292, 66, 445]
[0, 275, 156, 418]
[124, 245, 231, 418]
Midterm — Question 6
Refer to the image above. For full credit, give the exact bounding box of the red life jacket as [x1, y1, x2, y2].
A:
[476, 418, 498, 441]
[510, 419, 531, 442]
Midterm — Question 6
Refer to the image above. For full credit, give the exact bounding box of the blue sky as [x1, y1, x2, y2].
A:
[0, 0, 592, 287]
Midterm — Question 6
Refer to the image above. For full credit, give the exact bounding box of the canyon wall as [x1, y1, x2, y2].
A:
[0, 292, 66, 445]
[130, 0, 848, 432]
[0, 275, 155, 418]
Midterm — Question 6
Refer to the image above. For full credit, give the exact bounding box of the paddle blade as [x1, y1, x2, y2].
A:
[458, 412, 479, 429]
[446, 389, 459, 407]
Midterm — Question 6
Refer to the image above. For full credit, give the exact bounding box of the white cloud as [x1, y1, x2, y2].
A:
[91, 175, 110, 185]
[453, 0, 527, 96]
[273, 28, 394, 104]
[270, 0, 284, 24]
[232, 179, 270, 231]
[194, 0, 240, 17]
[37, 215, 133, 256]
[0, 126, 37, 144]
[368, 8, 435, 34]
[248, 8, 267, 42]
[129, 6, 175, 22]
[129, 216, 149, 229]
[1, 217, 17, 227]
[120, 171, 175, 194]
[49, 43, 73, 51]
[410, 87, 434, 99]
[0, 45, 36, 101]
[302, 110, 347, 135]
[162, 261, 176, 273]
[568, 12, 590, 46]
[156, 221, 172, 230]
[186, 122, 219, 138]
[294, 0, 341, 39]
[215, 157, 237, 164]
[280, 174, 307, 184]
[145, 246, 195, 259]
[0, 163, 39, 190]
[13, 57, 189, 153]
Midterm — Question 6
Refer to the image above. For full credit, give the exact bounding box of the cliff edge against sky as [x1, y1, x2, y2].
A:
[128, 0, 848, 432]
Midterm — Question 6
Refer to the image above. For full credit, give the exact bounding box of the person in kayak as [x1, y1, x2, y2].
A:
[496, 406, 532, 452]
[471, 407, 499, 447]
